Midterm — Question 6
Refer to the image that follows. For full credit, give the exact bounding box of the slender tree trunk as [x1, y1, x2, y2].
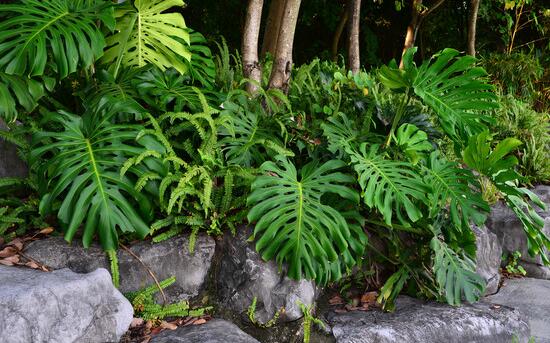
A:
[467, 0, 480, 56]
[399, 0, 421, 68]
[347, 0, 361, 73]
[399, 0, 445, 68]
[331, 6, 349, 61]
[268, 0, 302, 92]
[261, 0, 286, 58]
[242, 0, 264, 94]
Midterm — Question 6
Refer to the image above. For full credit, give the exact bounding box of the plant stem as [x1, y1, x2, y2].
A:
[365, 218, 427, 235]
[384, 88, 411, 148]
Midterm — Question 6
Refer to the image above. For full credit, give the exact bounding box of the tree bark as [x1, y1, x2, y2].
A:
[467, 0, 480, 56]
[399, 0, 422, 68]
[399, 0, 445, 68]
[267, 0, 302, 92]
[347, 0, 362, 74]
[242, 0, 264, 94]
[331, 6, 349, 61]
[261, 0, 286, 58]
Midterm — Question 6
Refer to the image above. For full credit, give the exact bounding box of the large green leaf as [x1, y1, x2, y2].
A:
[247, 158, 363, 284]
[379, 48, 498, 143]
[0, 73, 44, 122]
[349, 143, 429, 225]
[0, 0, 114, 78]
[424, 151, 489, 230]
[431, 237, 485, 305]
[463, 131, 550, 263]
[101, 0, 191, 78]
[30, 102, 155, 250]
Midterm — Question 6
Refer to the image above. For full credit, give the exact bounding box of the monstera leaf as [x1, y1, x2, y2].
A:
[0, 73, 44, 122]
[379, 48, 498, 143]
[247, 158, 362, 284]
[349, 143, 429, 225]
[425, 151, 489, 230]
[0, 0, 114, 78]
[431, 237, 486, 305]
[102, 0, 191, 78]
[30, 102, 157, 251]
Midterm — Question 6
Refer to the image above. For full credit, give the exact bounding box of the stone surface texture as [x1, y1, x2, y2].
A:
[486, 277, 550, 343]
[0, 266, 132, 343]
[473, 224, 502, 295]
[150, 319, 260, 343]
[326, 296, 530, 343]
[216, 227, 317, 324]
[25, 234, 215, 301]
[0, 120, 27, 178]
[487, 185, 550, 279]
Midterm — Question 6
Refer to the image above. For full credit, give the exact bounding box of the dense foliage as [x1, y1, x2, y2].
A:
[0, 0, 548, 312]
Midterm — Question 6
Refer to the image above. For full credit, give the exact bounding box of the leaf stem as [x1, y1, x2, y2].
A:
[385, 88, 411, 148]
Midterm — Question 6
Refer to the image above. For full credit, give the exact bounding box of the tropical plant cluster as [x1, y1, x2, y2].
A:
[0, 0, 549, 312]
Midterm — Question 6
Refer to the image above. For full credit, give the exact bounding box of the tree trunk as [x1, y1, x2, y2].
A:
[331, 6, 349, 61]
[399, 0, 445, 68]
[267, 0, 302, 92]
[467, 0, 480, 56]
[242, 0, 264, 94]
[399, 0, 422, 68]
[347, 0, 361, 74]
[261, 0, 286, 58]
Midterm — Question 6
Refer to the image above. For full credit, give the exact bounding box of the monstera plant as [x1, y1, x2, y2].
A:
[0, 0, 215, 252]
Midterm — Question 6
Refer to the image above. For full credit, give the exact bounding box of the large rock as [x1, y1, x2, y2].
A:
[216, 227, 317, 324]
[487, 185, 550, 278]
[0, 120, 27, 178]
[486, 278, 550, 343]
[0, 266, 132, 343]
[150, 319, 260, 343]
[326, 296, 530, 343]
[473, 225, 502, 295]
[25, 234, 215, 301]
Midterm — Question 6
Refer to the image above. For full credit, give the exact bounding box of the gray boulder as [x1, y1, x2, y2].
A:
[473, 225, 502, 295]
[486, 277, 550, 343]
[0, 120, 27, 178]
[150, 319, 260, 343]
[25, 234, 215, 301]
[216, 227, 317, 324]
[0, 266, 132, 343]
[487, 185, 550, 278]
[326, 296, 530, 343]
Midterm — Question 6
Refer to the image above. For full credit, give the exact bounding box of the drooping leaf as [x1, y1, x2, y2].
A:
[424, 151, 489, 230]
[430, 237, 485, 305]
[247, 157, 362, 284]
[349, 143, 429, 225]
[0, 73, 44, 122]
[0, 0, 114, 78]
[101, 0, 191, 78]
[30, 101, 156, 250]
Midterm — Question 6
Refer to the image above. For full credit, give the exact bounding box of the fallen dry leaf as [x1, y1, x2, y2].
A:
[25, 261, 40, 269]
[192, 318, 207, 325]
[0, 246, 18, 258]
[39, 227, 54, 235]
[159, 321, 177, 330]
[328, 295, 344, 305]
[360, 291, 378, 305]
[8, 238, 23, 251]
[0, 255, 20, 265]
[130, 318, 144, 328]
[139, 337, 151, 343]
